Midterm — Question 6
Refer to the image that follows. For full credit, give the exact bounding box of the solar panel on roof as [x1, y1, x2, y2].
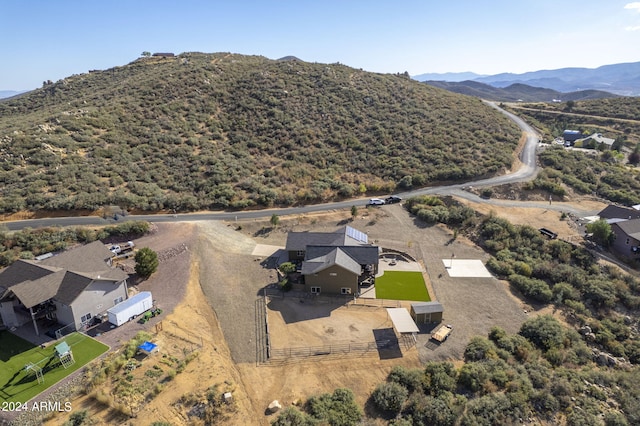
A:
[346, 226, 368, 243]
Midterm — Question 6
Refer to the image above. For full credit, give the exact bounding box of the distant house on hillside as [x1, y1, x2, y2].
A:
[0, 241, 129, 336]
[563, 130, 584, 146]
[152, 52, 175, 57]
[575, 133, 616, 149]
[285, 226, 380, 295]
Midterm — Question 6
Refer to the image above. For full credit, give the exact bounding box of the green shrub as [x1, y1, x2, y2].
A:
[519, 315, 565, 351]
[403, 394, 456, 426]
[371, 382, 408, 414]
[306, 388, 362, 425]
[509, 274, 553, 303]
[387, 365, 423, 393]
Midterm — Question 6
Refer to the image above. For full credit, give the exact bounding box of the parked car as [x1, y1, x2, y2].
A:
[367, 198, 385, 206]
[385, 195, 402, 204]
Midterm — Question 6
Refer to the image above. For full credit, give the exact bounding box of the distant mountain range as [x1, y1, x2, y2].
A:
[0, 90, 27, 99]
[414, 61, 640, 100]
[425, 81, 618, 102]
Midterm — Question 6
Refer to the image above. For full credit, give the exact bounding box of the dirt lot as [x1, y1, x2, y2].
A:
[38, 197, 607, 425]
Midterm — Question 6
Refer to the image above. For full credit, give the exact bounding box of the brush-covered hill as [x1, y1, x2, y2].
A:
[0, 52, 521, 213]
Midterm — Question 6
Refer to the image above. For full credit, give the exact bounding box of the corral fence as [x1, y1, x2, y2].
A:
[270, 341, 389, 360]
[262, 287, 401, 308]
[256, 288, 411, 364]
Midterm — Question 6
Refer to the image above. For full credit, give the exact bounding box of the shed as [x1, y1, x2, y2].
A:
[410, 302, 444, 324]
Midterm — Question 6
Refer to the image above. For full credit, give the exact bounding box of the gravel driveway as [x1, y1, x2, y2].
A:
[196, 206, 528, 365]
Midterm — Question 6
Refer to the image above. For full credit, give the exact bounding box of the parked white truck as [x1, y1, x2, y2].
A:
[109, 241, 135, 255]
[107, 291, 153, 326]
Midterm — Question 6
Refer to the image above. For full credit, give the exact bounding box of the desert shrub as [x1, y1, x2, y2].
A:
[566, 408, 600, 426]
[402, 394, 456, 426]
[552, 282, 580, 303]
[531, 390, 559, 417]
[306, 388, 362, 426]
[458, 362, 490, 393]
[459, 392, 524, 426]
[388, 365, 423, 393]
[145, 366, 163, 378]
[371, 382, 408, 414]
[519, 315, 565, 351]
[64, 410, 90, 426]
[604, 411, 630, 426]
[509, 274, 553, 303]
[464, 337, 497, 362]
[485, 257, 514, 277]
[422, 362, 457, 396]
[272, 407, 315, 426]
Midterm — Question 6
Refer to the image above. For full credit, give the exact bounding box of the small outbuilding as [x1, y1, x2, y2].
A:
[410, 302, 444, 324]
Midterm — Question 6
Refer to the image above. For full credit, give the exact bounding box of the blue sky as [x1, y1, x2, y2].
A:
[1, 0, 639, 90]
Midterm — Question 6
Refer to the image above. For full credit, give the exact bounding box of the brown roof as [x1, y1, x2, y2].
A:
[54, 271, 95, 305]
[10, 270, 66, 308]
[41, 241, 113, 272]
[301, 247, 362, 275]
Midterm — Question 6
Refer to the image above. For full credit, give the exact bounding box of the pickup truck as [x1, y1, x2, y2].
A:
[431, 324, 453, 343]
[109, 241, 135, 255]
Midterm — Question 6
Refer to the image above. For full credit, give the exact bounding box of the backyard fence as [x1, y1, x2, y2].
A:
[349, 298, 401, 308]
[54, 322, 78, 340]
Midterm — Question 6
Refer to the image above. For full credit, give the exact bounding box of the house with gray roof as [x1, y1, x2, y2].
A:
[610, 219, 640, 260]
[598, 205, 640, 222]
[0, 241, 129, 336]
[285, 226, 379, 295]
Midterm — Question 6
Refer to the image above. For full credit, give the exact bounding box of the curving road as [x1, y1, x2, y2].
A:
[0, 103, 598, 231]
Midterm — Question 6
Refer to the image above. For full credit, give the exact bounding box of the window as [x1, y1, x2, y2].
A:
[296, 250, 305, 257]
[311, 287, 321, 294]
[329, 272, 337, 276]
[80, 313, 92, 323]
[341, 288, 352, 295]
[114, 296, 124, 305]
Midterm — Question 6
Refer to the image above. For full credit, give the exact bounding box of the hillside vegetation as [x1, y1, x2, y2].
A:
[506, 98, 640, 146]
[0, 53, 520, 214]
[498, 98, 640, 206]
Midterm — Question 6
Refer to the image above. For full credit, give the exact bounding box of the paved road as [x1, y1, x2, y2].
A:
[0, 104, 599, 231]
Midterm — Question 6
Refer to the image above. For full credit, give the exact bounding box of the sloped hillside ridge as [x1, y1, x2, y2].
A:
[0, 52, 521, 213]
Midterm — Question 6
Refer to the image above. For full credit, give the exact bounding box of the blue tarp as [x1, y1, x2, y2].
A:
[138, 341, 157, 353]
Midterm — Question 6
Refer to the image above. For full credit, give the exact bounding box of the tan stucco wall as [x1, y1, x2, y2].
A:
[305, 264, 358, 295]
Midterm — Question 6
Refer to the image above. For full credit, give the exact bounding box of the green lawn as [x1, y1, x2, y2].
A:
[0, 332, 108, 403]
[375, 271, 431, 301]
